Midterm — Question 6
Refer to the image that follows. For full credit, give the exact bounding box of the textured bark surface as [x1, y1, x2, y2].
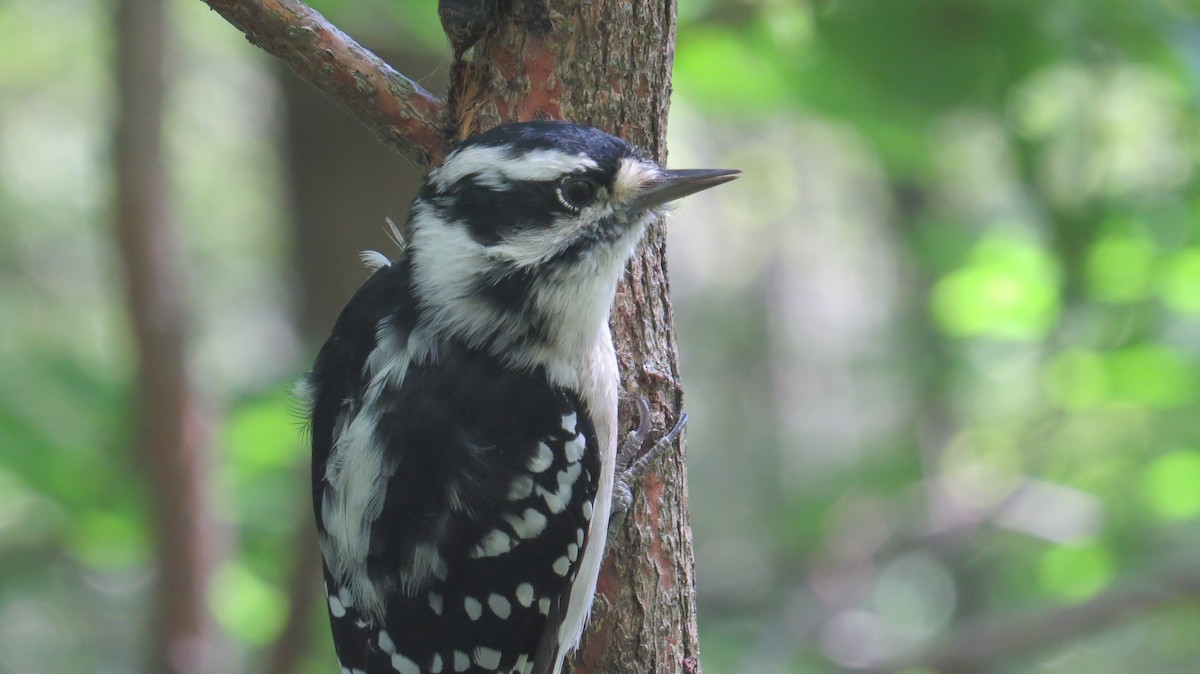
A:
[113, 0, 223, 672]
[450, 4, 700, 673]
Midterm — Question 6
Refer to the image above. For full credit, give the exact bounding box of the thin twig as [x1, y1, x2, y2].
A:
[201, 0, 452, 167]
[863, 563, 1200, 674]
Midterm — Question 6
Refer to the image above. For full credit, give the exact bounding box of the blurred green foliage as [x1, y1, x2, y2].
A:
[2, 0, 1200, 672]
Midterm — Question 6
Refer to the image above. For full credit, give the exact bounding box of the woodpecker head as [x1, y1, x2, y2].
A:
[404, 121, 738, 369]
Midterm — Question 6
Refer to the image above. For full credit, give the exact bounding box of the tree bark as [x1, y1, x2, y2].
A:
[113, 1, 223, 672]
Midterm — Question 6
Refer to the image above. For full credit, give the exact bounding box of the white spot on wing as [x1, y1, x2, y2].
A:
[515, 582, 534, 608]
[553, 556, 570, 576]
[568, 542, 579, 562]
[508, 475, 534, 501]
[537, 484, 567, 514]
[536, 460, 582, 516]
[538, 597, 551, 615]
[431, 654, 443, 673]
[378, 630, 395, 654]
[328, 594, 346, 618]
[504, 507, 548, 539]
[561, 412, 578, 434]
[488, 593, 511, 619]
[582, 500, 593, 521]
[429, 592, 443, 615]
[564, 434, 586, 463]
[470, 529, 513, 558]
[464, 596, 482, 620]
[558, 461, 582, 492]
[528, 442, 553, 472]
[454, 650, 470, 672]
[391, 653, 420, 674]
[474, 647, 502, 669]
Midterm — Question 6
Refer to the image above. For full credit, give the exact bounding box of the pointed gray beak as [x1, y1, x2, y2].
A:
[628, 168, 741, 211]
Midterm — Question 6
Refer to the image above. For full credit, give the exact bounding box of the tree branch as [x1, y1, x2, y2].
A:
[865, 563, 1200, 674]
[200, 0, 452, 167]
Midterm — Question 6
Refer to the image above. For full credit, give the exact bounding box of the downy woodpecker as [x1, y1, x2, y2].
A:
[300, 121, 738, 674]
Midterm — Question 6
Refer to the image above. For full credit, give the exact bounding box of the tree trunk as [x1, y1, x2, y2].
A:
[449, 4, 701, 672]
[113, 1, 223, 672]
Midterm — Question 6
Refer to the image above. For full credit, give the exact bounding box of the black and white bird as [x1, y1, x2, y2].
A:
[299, 121, 738, 674]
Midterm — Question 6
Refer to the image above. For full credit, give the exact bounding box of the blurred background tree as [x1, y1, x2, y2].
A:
[3, 0, 1200, 673]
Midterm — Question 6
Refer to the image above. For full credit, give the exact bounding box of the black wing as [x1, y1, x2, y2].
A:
[307, 259, 600, 674]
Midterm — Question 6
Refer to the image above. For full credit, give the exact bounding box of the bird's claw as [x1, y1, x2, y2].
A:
[608, 397, 688, 538]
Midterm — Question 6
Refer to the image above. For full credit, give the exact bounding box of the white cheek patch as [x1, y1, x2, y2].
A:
[409, 203, 517, 349]
[612, 157, 663, 204]
[483, 194, 618, 269]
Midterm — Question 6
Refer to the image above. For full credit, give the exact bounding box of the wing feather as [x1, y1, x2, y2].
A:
[308, 258, 601, 673]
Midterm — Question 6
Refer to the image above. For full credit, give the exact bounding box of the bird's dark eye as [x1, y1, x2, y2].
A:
[558, 177, 599, 211]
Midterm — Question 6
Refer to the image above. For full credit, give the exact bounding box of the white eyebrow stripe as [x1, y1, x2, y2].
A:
[431, 146, 599, 190]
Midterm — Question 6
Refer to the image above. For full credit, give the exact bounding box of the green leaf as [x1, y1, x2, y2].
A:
[209, 562, 288, 645]
[931, 235, 1060, 340]
[224, 390, 304, 474]
[1159, 248, 1200, 315]
[1038, 541, 1114, 600]
[1086, 234, 1156, 303]
[675, 26, 794, 112]
[1142, 451, 1200, 519]
[67, 509, 149, 571]
[1106, 345, 1194, 408]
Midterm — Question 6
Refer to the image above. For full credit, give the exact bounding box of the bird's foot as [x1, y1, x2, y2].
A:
[608, 397, 688, 538]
